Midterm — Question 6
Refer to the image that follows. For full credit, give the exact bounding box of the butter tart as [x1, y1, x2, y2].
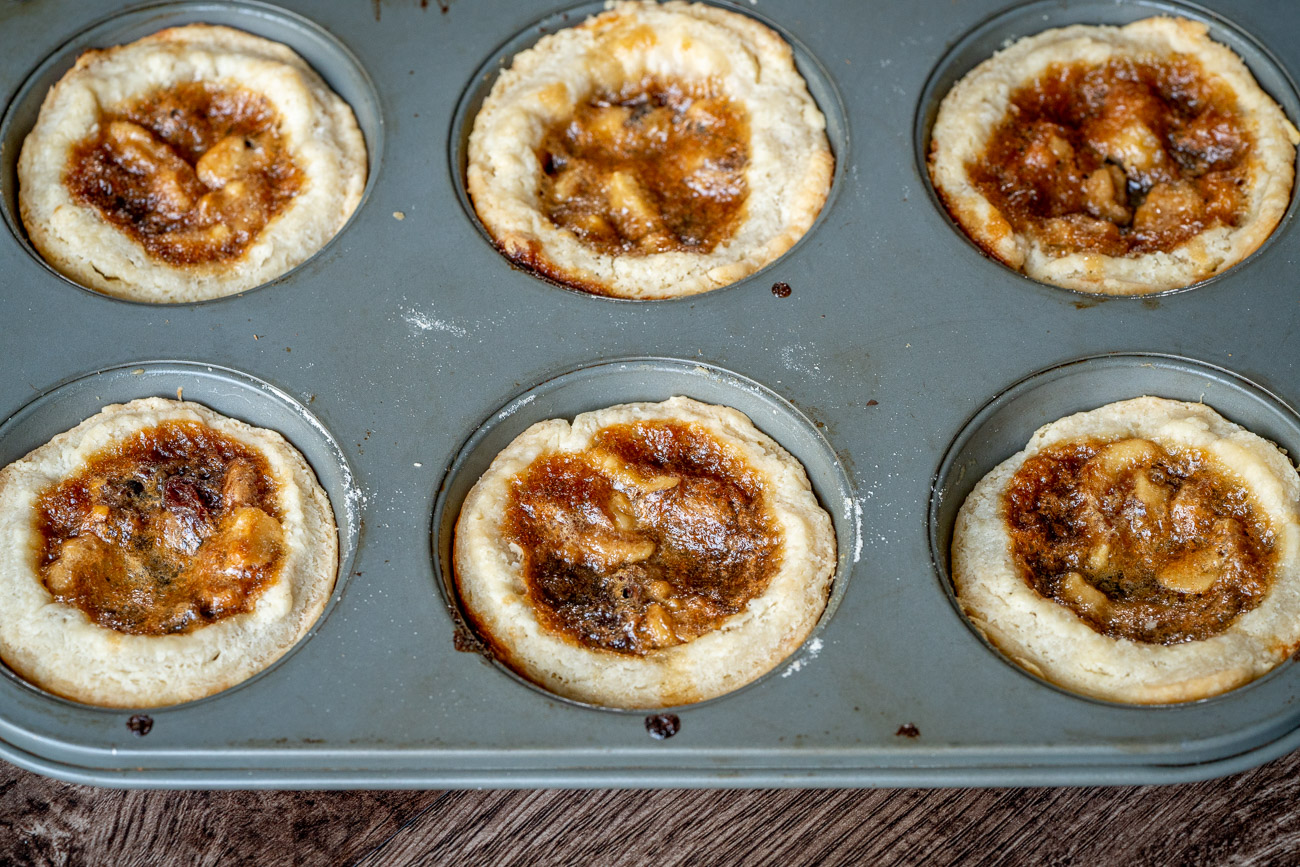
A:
[952, 397, 1300, 703]
[18, 25, 366, 302]
[467, 1, 833, 299]
[929, 18, 1299, 295]
[453, 397, 835, 708]
[0, 398, 337, 706]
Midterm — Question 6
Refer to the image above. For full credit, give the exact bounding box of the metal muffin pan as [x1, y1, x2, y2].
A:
[1, 0, 1300, 788]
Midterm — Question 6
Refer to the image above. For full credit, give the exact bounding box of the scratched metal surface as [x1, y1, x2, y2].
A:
[0, 0, 1299, 788]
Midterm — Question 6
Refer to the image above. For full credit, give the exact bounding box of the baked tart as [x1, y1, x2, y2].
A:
[453, 397, 835, 708]
[467, 1, 833, 299]
[0, 398, 338, 706]
[952, 397, 1300, 703]
[929, 18, 1299, 295]
[18, 25, 367, 302]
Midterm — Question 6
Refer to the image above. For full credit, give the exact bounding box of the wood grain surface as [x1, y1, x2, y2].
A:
[4, 751, 1300, 866]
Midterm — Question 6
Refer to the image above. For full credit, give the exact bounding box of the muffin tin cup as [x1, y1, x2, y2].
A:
[0, 360, 361, 713]
[929, 352, 1300, 705]
[0, 0, 385, 304]
[3, 0, 1300, 787]
[448, 0, 850, 302]
[914, 0, 1300, 298]
[431, 356, 856, 711]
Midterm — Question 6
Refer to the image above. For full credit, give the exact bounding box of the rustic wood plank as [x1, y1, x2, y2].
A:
[4, 751, 1300, 866]
[0, 765, 442, 866]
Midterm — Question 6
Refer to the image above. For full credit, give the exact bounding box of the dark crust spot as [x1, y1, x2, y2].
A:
[502, 241, 618, 297]
[452, 623, 489, 656]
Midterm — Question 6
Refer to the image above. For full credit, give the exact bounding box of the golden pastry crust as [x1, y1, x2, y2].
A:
[952, 397, 1300, 704]
[18, 24, 366, 303]
[929, 17, 1299, 295]
[467, 0, 833, 299]
[453, 397, 836, 708]
[0, 398, 338, 707]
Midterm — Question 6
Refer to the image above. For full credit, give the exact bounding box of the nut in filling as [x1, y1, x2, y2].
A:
[64, 82, 303, 266]
[503, 420, 781, 654]
[1004, 436, 1277, 644]
[967, 58, 1252, 259]
[537, 76, 749, 256]
[35, 420, 285, 635]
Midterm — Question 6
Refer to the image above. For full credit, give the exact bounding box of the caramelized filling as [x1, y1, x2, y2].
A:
[1004, 437, 1276, 644]
[35, 421, 285, 635]
[504, 421, 781, 655]
[967, 58, 1252, 257]
[65, 82, 303, 265]
[537, 76, 749, 255]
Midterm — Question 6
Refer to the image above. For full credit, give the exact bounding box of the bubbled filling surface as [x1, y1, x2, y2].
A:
[35, 420, 286, 635]
[504, 421, 781, 655]
[1004, 437, 1276, 644]
[64, 82, 303, 266]
[536, 77, 750, 256]
[966, 58, 1253, 258]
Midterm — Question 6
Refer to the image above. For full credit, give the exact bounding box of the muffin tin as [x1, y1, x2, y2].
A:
[2, 0, 1300, 788]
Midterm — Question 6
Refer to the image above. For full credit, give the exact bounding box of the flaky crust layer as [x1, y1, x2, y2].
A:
[453, 397, 836, 708]
[952, 397, 1300, 704]
[0, 398, 338, 707]
[929, 17, 1299, 295]
[467, 1, 833, 299]
[18, 24, 367, 303]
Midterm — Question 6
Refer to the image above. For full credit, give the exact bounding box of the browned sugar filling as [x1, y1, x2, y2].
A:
[1004, 437, 1276, 644]
[503, 421, 781, 655]
[536, 77, 750, 256]
[35, 420, 285, 636]
[966, 58, 1252, 258]
[65, 82, 303, 266]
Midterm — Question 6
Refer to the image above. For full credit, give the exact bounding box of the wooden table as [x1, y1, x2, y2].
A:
[4, 751, 1299, 865]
